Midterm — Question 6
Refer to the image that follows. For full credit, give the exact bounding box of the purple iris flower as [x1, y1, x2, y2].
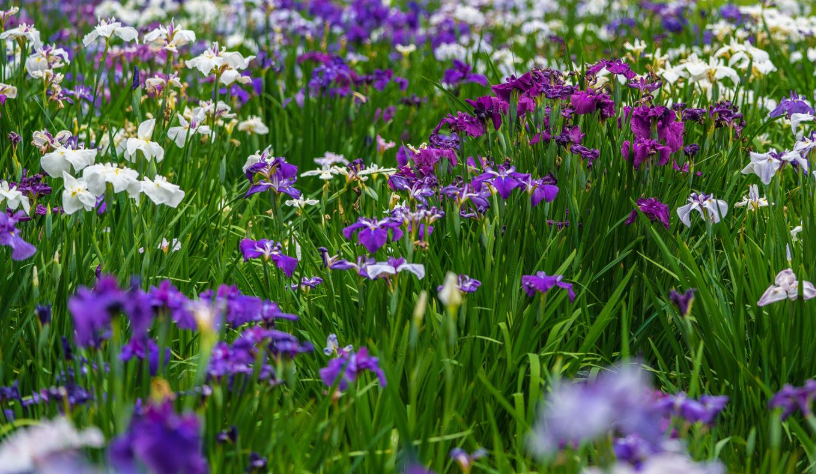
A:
[317, 247, 361, 271]
[613, 434, 654, 467]
[244, 155, 301, 199]
[466, 96, 509, 131]
[769, 92, 815, 119]
[626, 198, 670, 229]
[442, 60, 488, 87]
[669, 288, 695, 316]
[449, 448, 487, 472]
[528, 363, 662, 458]
[120, 338, 170, 376]
[720, 4, 742, 22]
[571, 145, 600, 167]
[292, 276, 324, 290]
[440, 182, 491, 218]
[656, 392, 728, 425]
[239, 239, 298, 278]
[627, 77, 662, 94]
[491, 72, 536, 101]
[436, 111, 485, 138]
[149, 280, 195, 329]
[0, 211, 36, 261]
[570, 90, 615, 119]
[587, 59, 637, 80]
[630, 105, 684, 153]
[474, 164, 527, 199]
[437, 274, 481, 294]
[518, 173, 559, 207]
[68, 276, 125, 348]
[769, 381, 816, 419]
[319, 347, 386, 391]
[521, 272, 576, 301]
[621, 139, 672, 169]
[109, 401, 207, 474]
[342, 217, 404, 254]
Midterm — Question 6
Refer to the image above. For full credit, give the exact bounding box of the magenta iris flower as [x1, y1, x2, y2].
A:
[342, 217, 403, 253]
[319, 347, 386, 391]
[521, 272, 576, 301]
[442, 59, 489, 87]
[626, 198, 670, 229]
[239, 239, 298, 277]
[0, 211, 36, 261]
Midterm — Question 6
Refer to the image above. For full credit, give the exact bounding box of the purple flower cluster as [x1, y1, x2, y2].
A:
[320, 346, 386, 391]
[209, 326, 313, 383]
[110, 401, 207, 474]
[529, 363, 728, 461]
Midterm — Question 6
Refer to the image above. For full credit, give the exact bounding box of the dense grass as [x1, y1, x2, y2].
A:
[2, 0, 816, 473]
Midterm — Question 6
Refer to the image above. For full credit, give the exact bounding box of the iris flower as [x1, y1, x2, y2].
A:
[521, 272, 576, 301]
[757, 269, 816, 306]
[676, 192, 728, 227]
[239, 239, 298, 278]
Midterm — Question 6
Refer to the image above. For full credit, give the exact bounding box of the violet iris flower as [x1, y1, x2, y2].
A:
[570, 90, 615, 119]
[669, 288, 695, 316]
[317, 247, 361, 272]
[109, 401, 207, 474]
[342, 217, 404, 253]
[442, 60, 488, 87]
[319, 347, 386, 391]
[769, 92, 815, 119]
[521, 272, 576, 301]
[516, 174, 558, 207]
[626, 198, 670, 229]
[120, 338, 170, 376]
[68, 276, 125, 348]
[291, 276, 323, 290]
[450, 448, 487, 472]
[473, 165, 527, 199]
[528, 364, 661, 458]
[466, 95, 508, 131]
[656, 392, 729, 425]
[437, 274, 481, 294]
[239, 239, 298, 277]
[622, 139, 672, 169]
[149, 280, 195, 329]
[769, 380, 816, 419]
[630, 105, 684, 153]
[0, 211, 36, 260]
[244, 155, 301, 199]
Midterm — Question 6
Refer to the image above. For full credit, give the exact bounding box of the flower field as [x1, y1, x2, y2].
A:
[2, 0, 816, 472]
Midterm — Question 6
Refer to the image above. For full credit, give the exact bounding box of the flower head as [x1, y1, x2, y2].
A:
[521, 272, 575, 301]
[239, 239, 298, 278]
